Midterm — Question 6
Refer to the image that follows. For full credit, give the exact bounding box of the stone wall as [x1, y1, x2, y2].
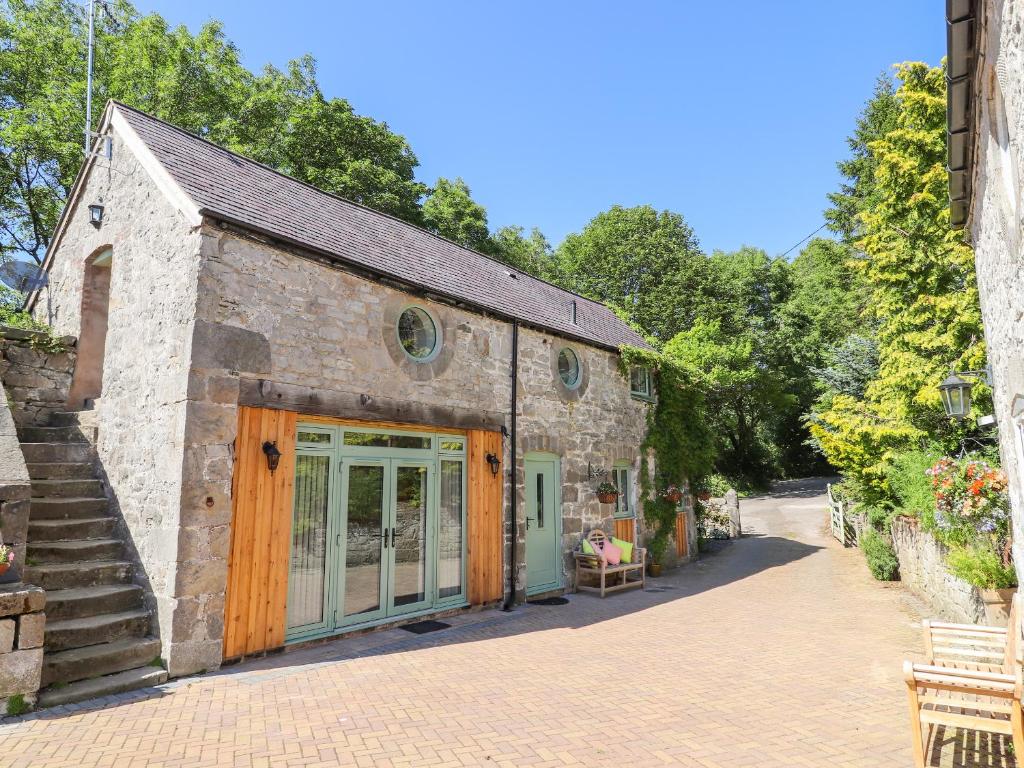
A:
[31, 127, 205, 675]
[0, 330, 76, 429]
[967, 0, 1024, 579]
[890, 517, 985, 624]
[0, 380, 32, 580]
[0, 584, 45, 715]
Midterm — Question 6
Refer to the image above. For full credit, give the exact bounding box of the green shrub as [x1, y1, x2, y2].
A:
[946, 545, 1017, 589]
[861, 528, 900, 581]
[887, 449, 942, 524]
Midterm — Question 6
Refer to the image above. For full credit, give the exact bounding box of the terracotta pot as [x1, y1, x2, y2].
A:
[0, 563, 9, 577]
[597, 492, 618, 504]
[979, 587, 1016, 627]
[648, 563, 663, 577]
[697, 491, 711, 501]
[663, 490, 683, 504]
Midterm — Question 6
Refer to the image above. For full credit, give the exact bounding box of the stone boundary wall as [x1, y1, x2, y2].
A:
[0, 584, 44, 714]
[890, 516, 985, 624]
[0, 328, 76, 428]
[0, 388, 31, 580]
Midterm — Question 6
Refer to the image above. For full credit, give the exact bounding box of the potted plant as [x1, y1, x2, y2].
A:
[928, 457, 1017, 624]
[647, 532, 668, 577]
[0, 543, 13, 577]
[661, 484, 683, 504]
[596, 482, 619, 505]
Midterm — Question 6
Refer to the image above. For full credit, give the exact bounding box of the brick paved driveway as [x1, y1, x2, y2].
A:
[0, 478, 1012, 767]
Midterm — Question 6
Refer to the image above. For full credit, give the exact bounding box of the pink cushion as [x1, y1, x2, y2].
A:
[603, 540, 622, 565]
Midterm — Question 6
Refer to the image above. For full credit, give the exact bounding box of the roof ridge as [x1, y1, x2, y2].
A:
[107, 100, 608, 309]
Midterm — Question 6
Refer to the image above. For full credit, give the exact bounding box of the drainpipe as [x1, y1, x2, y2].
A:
[503, 320, 519, 611]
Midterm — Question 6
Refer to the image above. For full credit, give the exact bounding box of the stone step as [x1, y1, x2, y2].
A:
[28, 538, 122, 564]
[44, 584, 145, 622]
[44, 609, 151, 652]
[41, 636, 161, 687]
[18, 426, 88, 443]
[30, 478, 104, 499]
[30, 497, 108, 520]
[38, 665, 167, 708]
[48, 411, 90, 427]
[26, 462, 95, 480]
[24, 560, 132, 590]
[19, 442, 94, 464]
[28, 516, 117, 542]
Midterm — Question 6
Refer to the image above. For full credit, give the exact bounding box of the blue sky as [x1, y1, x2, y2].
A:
[134, 1, 944, 257]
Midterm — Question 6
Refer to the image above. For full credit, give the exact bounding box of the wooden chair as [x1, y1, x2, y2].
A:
[573, 529, 646, 598]
[904, 595, 1022, 766]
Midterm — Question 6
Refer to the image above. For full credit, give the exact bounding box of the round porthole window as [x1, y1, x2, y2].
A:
[557, 347, 581, 389]
[397, 306, 439, 362]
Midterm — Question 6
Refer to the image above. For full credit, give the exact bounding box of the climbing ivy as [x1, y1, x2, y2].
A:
[619, 345, 716, 563]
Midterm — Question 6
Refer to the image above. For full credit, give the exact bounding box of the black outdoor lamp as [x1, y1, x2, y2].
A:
[938, 366, 993, 421]
[485, 452, 501, 477]
[88, 202, 104, 227]
[262, 441, 282, 473]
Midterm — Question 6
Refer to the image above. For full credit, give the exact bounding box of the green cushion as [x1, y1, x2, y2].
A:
[611, 536, 634, 564]
[582, 538, 596, 555]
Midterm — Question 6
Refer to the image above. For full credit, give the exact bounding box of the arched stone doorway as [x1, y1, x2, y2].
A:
[67, 247, 112, 409]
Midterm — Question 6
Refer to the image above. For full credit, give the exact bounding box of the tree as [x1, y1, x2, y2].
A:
[421, 177, 492, 253]
[663, 318, 794, 485]
[489, 225, 555, 278]
[0, 0, 427, 263]
[810, 62, 987, 497]
[825, 73, 900, 242]
[555, 205, 709, 343]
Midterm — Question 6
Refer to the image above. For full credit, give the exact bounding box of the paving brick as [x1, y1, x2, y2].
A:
[0, 480, 1008, 766]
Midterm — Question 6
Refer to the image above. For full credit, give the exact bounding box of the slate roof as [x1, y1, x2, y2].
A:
[112, 102, 648, 352]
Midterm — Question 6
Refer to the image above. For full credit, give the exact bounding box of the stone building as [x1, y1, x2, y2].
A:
[946, 0, 1024, 574]
[15, 100, 697, 700]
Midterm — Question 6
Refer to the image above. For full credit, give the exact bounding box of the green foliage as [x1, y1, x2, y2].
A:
[886, 449, 942, 523]
[826, 73, 900, 242]
[489, 226, 556, 278]
[811, 334, 879, 399]
[0, 0, 427, 263]
[860, 528, 900, 581]
[556, 205, 708, 344]
[946, 545, 1017, 589]
[421, 177, 493, 253]
[810, 62, 987, 498]
[618, 345, 715, 563]
[5, 693, 29, 716]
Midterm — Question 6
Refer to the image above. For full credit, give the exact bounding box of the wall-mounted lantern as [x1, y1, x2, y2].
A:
[485, 452, 501, 477]
[262, 441, 281, 473]
[938, 373, 973, 420]
[88, 202, 104, 228]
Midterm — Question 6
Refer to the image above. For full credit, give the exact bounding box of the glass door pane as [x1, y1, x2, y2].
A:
[390, 463, 431, 611]
[437, 459, 464, 600]
[342, 463, 387, 620]
[287, 454, 332, 630]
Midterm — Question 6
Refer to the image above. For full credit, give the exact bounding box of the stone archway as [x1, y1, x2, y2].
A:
[67, 247, 112, 409]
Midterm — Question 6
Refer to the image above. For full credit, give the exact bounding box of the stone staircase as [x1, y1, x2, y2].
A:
[19, 412, 166, 707]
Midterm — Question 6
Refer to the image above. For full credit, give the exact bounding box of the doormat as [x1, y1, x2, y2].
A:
[400, 620, 451, 635]
[644, 588, 667, 593]
[528, 597, 569, 606]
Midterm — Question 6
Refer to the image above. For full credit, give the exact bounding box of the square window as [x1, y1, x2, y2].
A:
[630, 367, 652, 399]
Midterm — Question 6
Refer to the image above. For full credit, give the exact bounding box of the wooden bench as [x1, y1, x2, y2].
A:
[573, 529, 645, 598]
[904, 595, 1023, 766]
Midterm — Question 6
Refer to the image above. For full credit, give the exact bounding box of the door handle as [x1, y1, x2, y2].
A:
[391, 527, 397, 548]
[383, 528, 390, 548]
[526, 516, 535, 530]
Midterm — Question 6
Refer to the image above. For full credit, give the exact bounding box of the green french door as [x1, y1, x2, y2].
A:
[287, 425, 465, 640]
[338, 459, 434, 626]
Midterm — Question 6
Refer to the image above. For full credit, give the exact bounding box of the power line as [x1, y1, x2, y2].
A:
[779, 222, 829, 259]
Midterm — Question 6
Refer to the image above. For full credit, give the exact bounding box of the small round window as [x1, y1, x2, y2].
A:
[397, 306, 439, 361]
[557, 347, 581, 389]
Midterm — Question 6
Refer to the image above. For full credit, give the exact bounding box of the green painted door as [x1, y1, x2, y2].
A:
[525, 456, 560, 594]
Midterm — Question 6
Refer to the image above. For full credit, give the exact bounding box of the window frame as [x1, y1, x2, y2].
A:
[396, 304, 443, 364]
[629, 366, 654, 401]
[557, 347, 582, 390]
[612, 463, 633, 520]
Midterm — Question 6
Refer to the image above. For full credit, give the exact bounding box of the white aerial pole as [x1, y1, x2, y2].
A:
[84, 0, 95, 155]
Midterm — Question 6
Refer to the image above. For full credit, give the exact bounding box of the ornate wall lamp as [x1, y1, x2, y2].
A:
[262, 441, 282, 473]
[485, 452, 501, 477]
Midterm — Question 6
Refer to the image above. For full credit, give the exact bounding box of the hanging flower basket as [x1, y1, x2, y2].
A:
[697, 491, 711, 502]
[661, 485, 683, 504]
[596, 482, 619, 505]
